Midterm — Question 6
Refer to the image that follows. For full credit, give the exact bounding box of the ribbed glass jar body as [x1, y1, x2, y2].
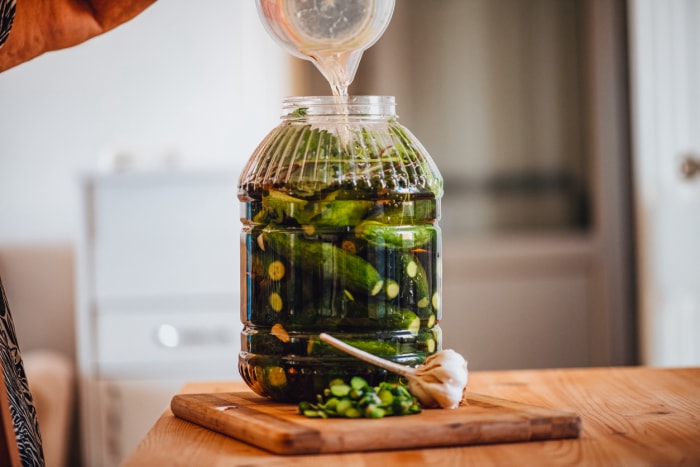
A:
[238, 96, 443, 402]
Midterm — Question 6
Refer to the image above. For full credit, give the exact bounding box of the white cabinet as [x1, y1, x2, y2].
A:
[440, 235, 594, 370]
[89, 173, 240, 299]
[75, 170, 243, 467]
[93, 379, 184, 467]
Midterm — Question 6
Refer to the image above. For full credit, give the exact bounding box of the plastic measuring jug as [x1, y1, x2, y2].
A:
[256, 0, 396, 96]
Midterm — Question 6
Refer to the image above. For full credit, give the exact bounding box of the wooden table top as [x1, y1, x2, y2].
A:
[122, 366, 700, 466]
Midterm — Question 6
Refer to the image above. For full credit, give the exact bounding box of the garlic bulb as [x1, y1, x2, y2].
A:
[405, 349, 468, 409]
[319, 333, 468, 409]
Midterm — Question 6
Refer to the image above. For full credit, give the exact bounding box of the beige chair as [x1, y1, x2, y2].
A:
[23, 351, 74, 467]
[0, 246, 75, 467]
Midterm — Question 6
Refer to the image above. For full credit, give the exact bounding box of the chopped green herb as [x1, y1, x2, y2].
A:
[298, 377, 422, 419]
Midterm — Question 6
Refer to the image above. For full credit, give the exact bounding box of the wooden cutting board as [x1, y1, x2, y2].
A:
[170, 391, 581, 455]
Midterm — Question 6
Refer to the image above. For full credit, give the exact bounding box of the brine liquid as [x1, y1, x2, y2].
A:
[239, 193, 442, 402]
[305, 48, 363, 99]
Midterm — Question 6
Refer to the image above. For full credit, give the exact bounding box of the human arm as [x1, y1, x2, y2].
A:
[0, 0, 156, 72]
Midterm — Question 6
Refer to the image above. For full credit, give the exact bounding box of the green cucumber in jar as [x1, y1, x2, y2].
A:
[337, 312, 421, 335]
[307, 331, 434, 358]
[355, 221, 434, 249]
[308, 199, 375, 228]
[368, 198, 438, 225]
[340, 301, 421, 333]
[398, 254, 432, 315]
[307, 338, 403, 357]
[263, 229, 384, 297]
[262, 190, 310, 224]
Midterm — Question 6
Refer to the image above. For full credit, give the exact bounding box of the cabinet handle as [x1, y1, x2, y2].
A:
[680, 155, 700, 180]
[155, 323, 233, 348]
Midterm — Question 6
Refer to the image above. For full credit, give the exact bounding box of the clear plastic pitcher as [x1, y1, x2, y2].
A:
[256, 0, 396, 95]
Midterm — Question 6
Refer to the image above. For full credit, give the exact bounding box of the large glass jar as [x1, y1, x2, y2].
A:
[238, 96, 443, 402]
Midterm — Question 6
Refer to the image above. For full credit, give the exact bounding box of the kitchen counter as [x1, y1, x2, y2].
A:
[121, 366, 700, 466]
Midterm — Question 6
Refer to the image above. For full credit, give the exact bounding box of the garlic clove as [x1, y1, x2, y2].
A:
[409, 349, 468, 409]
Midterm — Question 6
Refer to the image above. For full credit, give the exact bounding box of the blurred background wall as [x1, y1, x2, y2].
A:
[0, 0, 288, 245]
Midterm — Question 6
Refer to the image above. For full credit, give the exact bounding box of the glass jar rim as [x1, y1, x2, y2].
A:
[282, 95, 396, 118]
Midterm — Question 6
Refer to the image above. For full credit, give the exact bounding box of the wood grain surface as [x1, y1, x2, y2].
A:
[170, 391, 581, 454]
[122, 367, 700, 466]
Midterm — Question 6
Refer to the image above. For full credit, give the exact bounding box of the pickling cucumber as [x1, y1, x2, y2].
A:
[398, 254, 432, 315]
[308, 199, 374, 227]
[355, 221, 435, 249]
[263, 230, 384, 297]
[262, 189, 309, 224]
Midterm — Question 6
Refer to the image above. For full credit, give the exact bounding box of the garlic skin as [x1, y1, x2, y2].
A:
[408, 349, 468, 409]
